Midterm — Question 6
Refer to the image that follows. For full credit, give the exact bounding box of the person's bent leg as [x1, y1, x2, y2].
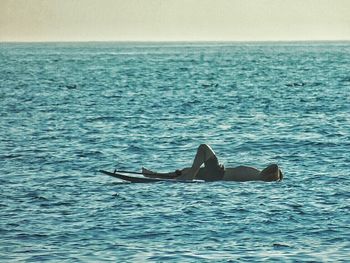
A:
[177, 144, 218, 180]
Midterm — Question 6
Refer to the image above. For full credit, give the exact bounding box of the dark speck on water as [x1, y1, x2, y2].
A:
[0, 42, 350, 261]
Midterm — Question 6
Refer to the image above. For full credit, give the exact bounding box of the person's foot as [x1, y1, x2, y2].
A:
[259, 164, 283, 181]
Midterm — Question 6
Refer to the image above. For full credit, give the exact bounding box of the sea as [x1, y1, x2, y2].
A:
[0, 42, 349, 262]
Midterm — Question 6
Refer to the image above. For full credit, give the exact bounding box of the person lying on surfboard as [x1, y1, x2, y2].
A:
[142, 144, 283, 182]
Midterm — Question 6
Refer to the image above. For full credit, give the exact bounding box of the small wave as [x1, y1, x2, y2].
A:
[85, 116, 118, 122]
[273, 243, 291, 248]
[1, 154, 23, 159]
[285, 82, 306, 87]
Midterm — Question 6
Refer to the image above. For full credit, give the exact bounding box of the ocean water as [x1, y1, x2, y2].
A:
[0, 42, 350, 262]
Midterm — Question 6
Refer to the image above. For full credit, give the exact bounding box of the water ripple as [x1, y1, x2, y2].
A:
[1, 42, 350, 261]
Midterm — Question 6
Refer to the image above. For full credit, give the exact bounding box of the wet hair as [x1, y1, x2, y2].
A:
[278, 169, 283, 181]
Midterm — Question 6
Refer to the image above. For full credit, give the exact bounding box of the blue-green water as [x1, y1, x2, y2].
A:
[1, 42, 350, 262]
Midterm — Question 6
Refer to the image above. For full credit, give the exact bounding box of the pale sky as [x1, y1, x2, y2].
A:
[1, 0, 349, 42]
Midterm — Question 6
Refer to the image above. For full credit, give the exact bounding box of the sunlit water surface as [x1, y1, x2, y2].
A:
[1, 42, 350, 262]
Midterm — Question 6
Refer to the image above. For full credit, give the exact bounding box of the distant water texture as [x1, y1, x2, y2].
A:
[1, 42, 350, 262]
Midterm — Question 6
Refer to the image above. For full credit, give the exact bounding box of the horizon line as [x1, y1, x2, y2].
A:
[1, 39, 350, 44]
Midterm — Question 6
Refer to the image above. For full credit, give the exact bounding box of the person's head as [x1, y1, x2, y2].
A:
[260, 164, 283, 182]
